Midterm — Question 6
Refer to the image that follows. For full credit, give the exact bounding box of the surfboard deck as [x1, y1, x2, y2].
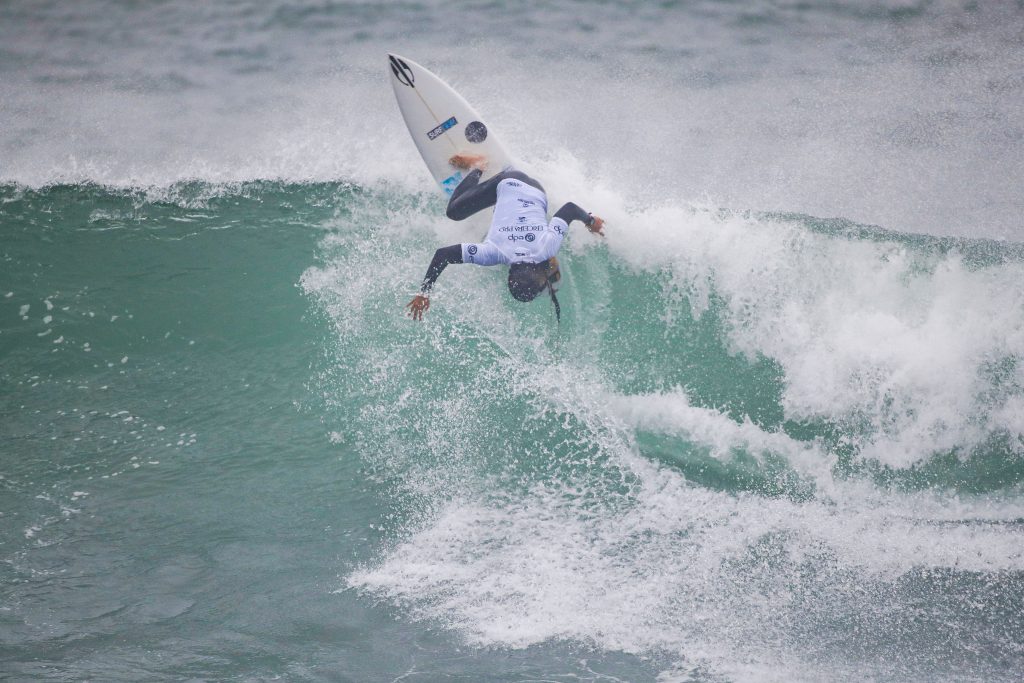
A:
[387, 53, 562, 299]
[387, 54, 514, 195]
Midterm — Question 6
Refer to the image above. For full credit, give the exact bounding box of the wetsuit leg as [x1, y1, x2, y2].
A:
[446, 169, 546, 220]
[446, 170, 500, 220]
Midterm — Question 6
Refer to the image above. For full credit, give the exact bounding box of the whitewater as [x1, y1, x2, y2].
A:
[2, 2, 1023, 682]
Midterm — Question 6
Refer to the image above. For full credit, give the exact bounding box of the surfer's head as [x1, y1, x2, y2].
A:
[507, 262, 549, 302]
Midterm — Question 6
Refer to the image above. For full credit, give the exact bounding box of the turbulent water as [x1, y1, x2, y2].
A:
[3, 2, 1024, 682]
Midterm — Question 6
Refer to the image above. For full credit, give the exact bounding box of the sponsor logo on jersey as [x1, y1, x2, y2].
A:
[499, 224, 545, 233]
[517, 198, 535, 207]
[427, 116, 458, 141]
[466, 244, 478, 262]
[507, 233, 536, 242]
[505, 180, 521, 187]
[553, 223, 565, 236]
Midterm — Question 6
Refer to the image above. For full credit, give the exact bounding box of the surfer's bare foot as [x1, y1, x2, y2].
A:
[449, 153, 488, 171]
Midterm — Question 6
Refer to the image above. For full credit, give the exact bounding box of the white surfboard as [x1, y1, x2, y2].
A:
[387, 53, 514, 195]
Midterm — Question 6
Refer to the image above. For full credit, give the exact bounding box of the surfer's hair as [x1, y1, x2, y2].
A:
[507, 262, 549, 302]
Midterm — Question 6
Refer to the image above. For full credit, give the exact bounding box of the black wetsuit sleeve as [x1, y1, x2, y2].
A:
[445, 168, 546, 220]
[420, 244, 463, 293]
[554, 202, 593, 226]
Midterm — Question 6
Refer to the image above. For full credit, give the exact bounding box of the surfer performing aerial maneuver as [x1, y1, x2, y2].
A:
[385, 53, 603, 321]
[406, 153, 605, 321]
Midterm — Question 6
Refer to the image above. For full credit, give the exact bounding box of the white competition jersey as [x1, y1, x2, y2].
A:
[460, 178, 569, 267]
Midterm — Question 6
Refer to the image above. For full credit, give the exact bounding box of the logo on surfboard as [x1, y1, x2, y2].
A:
[441, 171, 463, 195]
[465, 121, 487, 143]
[427, 116, 458, 141]
[390, 55, 415, 87]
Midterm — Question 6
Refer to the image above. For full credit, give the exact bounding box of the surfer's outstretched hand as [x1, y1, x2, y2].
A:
[406, 294, 430, 321]
[449, 153, 488, 171]
[588, 215, 606, 236]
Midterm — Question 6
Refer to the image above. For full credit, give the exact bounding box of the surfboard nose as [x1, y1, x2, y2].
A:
[388, 54, 415, 88]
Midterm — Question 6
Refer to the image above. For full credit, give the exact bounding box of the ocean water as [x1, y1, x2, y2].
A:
[2, 1, 1024, 681]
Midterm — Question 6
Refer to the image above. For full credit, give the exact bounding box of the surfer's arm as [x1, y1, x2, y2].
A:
[419, 244, 463, 293]
[406, 244, 468, 321]
[554, 202, 605, 236]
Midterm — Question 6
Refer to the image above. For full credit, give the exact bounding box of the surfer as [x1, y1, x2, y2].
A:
[406, 153, 604, 322]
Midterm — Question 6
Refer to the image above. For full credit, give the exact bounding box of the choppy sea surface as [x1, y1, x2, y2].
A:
[2, 2, 1023, 681]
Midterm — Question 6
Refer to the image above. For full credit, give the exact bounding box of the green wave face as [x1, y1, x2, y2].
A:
[3, 181, 1024, 681]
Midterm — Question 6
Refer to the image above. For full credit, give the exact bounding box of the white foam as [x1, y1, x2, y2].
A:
[592, 200, 1024, 468]
[351, 463, 1024, 680]
[606, 389, 835, 489]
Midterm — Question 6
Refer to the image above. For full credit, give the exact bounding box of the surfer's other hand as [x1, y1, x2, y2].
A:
[587, 215, 605, 236]
[406, 294, 431, 321]
[449, 153, 488, 171]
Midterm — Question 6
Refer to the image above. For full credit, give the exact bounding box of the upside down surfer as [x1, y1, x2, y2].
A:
[406, 153, 605, 321]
